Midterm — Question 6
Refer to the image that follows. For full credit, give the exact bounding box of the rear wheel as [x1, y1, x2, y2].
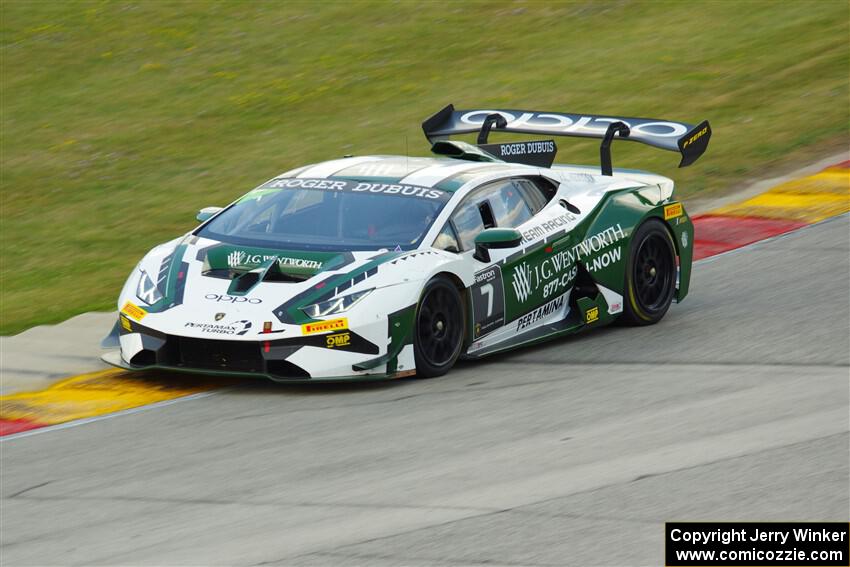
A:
[413, 277, 464, 378]
[620, 219, 677, 326]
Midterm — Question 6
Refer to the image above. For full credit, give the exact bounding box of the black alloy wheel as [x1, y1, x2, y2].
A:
[413, 277, 465, 377]
[621, 219, 677, 325]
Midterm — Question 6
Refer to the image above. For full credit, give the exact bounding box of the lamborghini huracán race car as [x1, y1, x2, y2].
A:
[103, 104, 711, 380]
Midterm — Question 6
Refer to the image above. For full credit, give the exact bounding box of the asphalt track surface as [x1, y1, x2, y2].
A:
[2, 216, 848, 566]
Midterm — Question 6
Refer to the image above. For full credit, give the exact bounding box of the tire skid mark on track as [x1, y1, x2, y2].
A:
[1, 161, 848, 439]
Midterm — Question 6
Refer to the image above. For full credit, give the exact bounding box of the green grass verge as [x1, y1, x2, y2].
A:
[1, 0, 848, 335]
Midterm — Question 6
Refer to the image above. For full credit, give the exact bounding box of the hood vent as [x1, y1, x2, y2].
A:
[230, 269, 262, 294]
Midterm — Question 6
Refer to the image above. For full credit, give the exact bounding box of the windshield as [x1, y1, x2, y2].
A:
[197, 178, 451, 252]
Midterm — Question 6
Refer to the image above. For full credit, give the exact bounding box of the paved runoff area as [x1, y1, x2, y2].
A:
[1, 157, 848, 565]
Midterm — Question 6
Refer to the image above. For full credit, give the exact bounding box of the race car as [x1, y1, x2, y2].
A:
[102, 104, 711, 380]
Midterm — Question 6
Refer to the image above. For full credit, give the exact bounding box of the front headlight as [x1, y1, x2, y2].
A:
[301, 288, 373, 318]
[136, 270, 163, 305]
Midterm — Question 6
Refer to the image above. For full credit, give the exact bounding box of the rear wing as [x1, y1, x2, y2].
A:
[422, 104, 711, 175]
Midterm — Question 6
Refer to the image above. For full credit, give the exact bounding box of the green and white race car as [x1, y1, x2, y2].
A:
[103, 104, 711, 380]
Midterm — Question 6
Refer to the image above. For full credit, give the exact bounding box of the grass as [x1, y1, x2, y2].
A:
[1, 0, 847, 335]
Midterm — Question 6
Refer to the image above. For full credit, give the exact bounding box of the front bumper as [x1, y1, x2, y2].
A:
[107, 317, 402, 381]
[100, 350, 407, 382]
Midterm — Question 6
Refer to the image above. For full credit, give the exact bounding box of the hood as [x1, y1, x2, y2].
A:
[124, 234, 426, 336]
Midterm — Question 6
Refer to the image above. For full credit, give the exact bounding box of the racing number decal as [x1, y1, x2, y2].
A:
[479, 283, 494, 316]
[471, 266, 505, 339]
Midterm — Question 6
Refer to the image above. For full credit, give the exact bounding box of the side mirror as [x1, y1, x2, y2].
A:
[196, 206, 223, 223]
[473, 228, 522, 262]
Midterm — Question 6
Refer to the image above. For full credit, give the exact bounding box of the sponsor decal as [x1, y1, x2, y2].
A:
[664, 203, 683, 220]
[474, 267, 498, 284]
[262, 178, 447, 200]
[681, 231, 689, 248]
[121, 301, 147, 321]
[573, 224, 626, 261]
[516, 295, 565, 332]
[302, 317, 348, 335]
[511, 224, 626, 304]
[585, 306, 599, 324]
[521, 212, 577, 244]
[264, 178, 349, 190]
[260, 328, 377, 354]
[542, 265, 578, 299]
[351, 182, 444, 200]
[226, 250, 322, 270]
[215, 312, 226, 321]
[495, 140, 555, 156]
[586, 246, 622, 272]
[185, 320, 252, 335]
[511, 262, 534, 303]
[459, 110, 689, 138]
[471, 266, 505, 339]
[205, 293, 262, 304]
[610, 302, 622, 313]
[479, 140, 558, 167]
[681, 125, 709, 149]
[120, 316, 132, 331]
[325, 332, 352, 349]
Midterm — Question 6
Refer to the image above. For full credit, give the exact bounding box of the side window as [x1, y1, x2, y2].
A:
[449, 178, 538, 251]
[488, 180, 533, 228]
[452, 200, 486, 251]
[433, 223, 461, 253]
[517, 178, 557, 213]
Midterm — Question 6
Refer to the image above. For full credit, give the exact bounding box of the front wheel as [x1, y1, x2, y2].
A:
[620, 218, 677, 326]
[413, 277, 465, 378]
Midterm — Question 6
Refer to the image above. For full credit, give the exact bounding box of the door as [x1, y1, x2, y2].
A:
[438, 177, 581, 353]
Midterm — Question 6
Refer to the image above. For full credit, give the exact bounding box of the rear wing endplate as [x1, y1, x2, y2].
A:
[422, 104, 711, 175]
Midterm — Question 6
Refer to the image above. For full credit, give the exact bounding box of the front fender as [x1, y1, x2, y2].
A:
[116, 236, 185, 311]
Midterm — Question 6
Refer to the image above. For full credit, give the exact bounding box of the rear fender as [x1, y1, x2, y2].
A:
[659, 202, 694, 302]
[579, 191, 693, 302]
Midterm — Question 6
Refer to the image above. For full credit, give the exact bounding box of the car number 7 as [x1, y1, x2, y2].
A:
[479, 283, 494, 317]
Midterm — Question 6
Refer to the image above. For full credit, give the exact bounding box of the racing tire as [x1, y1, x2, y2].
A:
[620, 218, 677, 326]
[413, 276, 465, 378]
